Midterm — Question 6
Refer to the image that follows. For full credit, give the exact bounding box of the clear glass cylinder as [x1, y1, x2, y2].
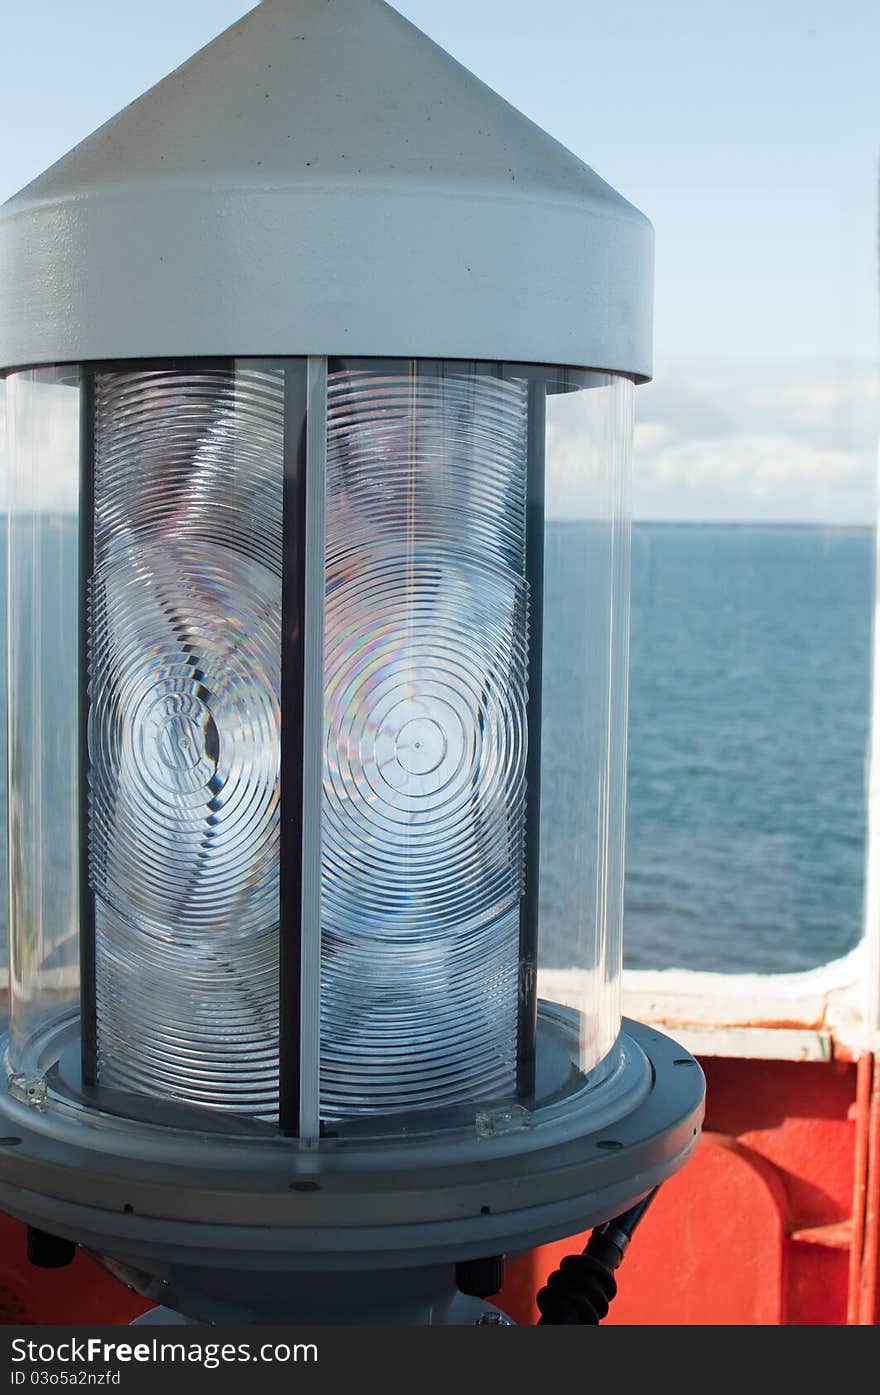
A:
[3, 358, 632, 1128]
[536, 372, 633, 1069]
[5, 368, 81, 1078]
[87, 365, 284, 1117]
[320, 366, 529, 1118]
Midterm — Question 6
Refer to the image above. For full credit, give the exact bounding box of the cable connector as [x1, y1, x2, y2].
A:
[536, 1188, 659, 1325]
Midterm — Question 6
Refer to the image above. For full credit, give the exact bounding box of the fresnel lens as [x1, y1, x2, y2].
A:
[0, 0, 703, 1324]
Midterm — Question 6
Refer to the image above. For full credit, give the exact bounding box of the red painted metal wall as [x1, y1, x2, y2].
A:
[0, 1215, 147, 1326]
[502, 1055, 880, 1325]
[1, 1055, 878, 1325]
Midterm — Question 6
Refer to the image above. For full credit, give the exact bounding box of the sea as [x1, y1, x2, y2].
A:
[0, 521, 873, 977]
[625, 522, 873, 972]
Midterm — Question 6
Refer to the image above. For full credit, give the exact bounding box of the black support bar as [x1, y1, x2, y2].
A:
[78, 368, 97, 1089]
[279, 363, 310, 1134]
[517, 379, 547, 1100]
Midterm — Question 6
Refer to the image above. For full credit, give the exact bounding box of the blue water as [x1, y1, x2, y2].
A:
[625, 523, 874, 972]
[0, 522, 873, 975]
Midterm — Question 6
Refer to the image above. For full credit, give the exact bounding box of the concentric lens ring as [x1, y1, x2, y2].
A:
[91, 367, 283, 1118]
[94, 369, 285, 572]
[321, 369, 530, 1116]
[323, 548, 528, 943]
[89, 542, 281, 942]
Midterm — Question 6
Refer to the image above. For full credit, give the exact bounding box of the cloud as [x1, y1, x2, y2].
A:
[0, 373, 79, 513]
[2, 357, 877, 526]
[633, 356, 879, 523]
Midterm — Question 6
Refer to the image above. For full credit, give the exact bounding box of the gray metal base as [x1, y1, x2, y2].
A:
[0, 1013, 703, 1324]
[127, 1269, 512, 1326]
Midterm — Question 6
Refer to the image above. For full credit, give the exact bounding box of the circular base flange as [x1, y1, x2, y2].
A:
[0, 1014, 703, 1297]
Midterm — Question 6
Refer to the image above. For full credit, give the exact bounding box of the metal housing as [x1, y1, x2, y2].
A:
[0, 1016, 703, 1321]
[0, 0, 652, 377]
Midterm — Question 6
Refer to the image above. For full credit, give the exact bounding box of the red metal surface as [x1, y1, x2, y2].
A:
[500, 1055, 879, 1326]
[501, 1133, 789, 1325]
[860, 1055, 880, 1323]
[847, 1052, 872, 1322]
[0, 1053, 877, 1325]
[0, 1214, 147, 1326]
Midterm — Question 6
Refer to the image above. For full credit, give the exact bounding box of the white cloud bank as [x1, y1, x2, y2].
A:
[634, 356, 879, 524]
[1, 357, 877, 526]
[0, 373, 80, 514]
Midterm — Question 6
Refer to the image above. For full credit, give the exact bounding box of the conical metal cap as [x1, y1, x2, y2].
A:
[0, 0, 652, 375]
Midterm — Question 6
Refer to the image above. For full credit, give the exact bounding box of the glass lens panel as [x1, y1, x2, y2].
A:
[537, 373, 633, 1070]
[320, 366, 528, 1118]
[0, 376, 6, 997]
[89, 366, 283, 1117]
[4, 358, 632, 1127]
[6, 368, 81, 1076]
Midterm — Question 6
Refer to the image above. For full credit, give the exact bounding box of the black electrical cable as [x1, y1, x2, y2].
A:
[535, 1187, 660, 1325]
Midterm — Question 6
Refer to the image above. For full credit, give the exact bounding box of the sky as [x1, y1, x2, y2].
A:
[1, 0, 878, 522]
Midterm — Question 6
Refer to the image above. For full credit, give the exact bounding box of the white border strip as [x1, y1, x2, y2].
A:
[620, 945, 869, 1059]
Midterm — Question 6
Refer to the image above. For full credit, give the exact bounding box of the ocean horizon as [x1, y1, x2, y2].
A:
[622, 520, 873, 972]
[0, 518, 873, 978]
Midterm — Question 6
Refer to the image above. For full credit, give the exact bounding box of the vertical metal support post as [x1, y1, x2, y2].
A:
[279, 358, 326, 1138]
[279, 361, 308, 1134]
[79, 368, 97, 1089]
[518, 378, 546, 1099]
[299, 358, 327, 1140]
